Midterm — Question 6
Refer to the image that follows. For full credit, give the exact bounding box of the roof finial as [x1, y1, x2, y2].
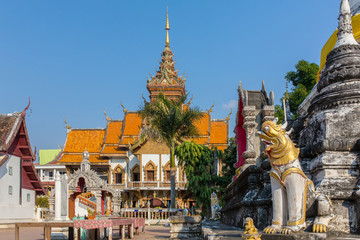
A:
[225, 109, 232, 121]
[285, 81, 289, 100]
[334, 0, 358, 48]
[104, 109, 111, 122]
[64, 118, 72, 130]
[261, 80, 266, 92]
[21, 97, 31, 118]
[120, 102, 128, 113]
[165, 7, 170, 45]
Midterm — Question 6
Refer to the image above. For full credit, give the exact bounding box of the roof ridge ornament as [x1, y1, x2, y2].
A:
[21, 97, 31, 118]
[64, 118, 72, 130]
[166, 7, 170, 45]
[120, 102, 128, 113]
[225, 109, 232, 121]
[104, 109, 111, 122]
[334, 0, 358, 48]
[208, 102, 215, 113]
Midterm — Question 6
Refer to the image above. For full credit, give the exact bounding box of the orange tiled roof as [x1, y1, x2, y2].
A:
[59, 154, 107, 163]
[194, 113, 210, 136]
[104, 121, 123, 144]
[63, 129, 105, 153]
[209, 121, 228, 144]
[101, 145, 127, 155]
[119, 136, 139, 146]
[122, 113, 142, 136]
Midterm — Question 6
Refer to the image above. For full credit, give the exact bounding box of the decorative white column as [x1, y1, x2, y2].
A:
[242, 106, 257, 165]
[65, 174, 69, 220]
[54, 172, 61, 220]
[95, 191, 102, 214]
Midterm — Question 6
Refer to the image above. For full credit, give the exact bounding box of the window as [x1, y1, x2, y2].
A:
[8, 186, 12, 195]
[144, 161, 156, 181]
[9, 167, 13, 176]
[49, 171, 53, 178]
[27, 193, 30, 202]
[131, 165, 140, 181]
[165, 171, 171, 181]
[133, 173, 140, 181]
[115, 173, 123, 184]
[147, 171, 155, 181]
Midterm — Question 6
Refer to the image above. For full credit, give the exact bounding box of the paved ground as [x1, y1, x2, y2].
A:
[0, 225, 170, 240]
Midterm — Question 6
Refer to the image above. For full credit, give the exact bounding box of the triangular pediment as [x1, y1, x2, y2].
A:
[132, 139, 169, 155]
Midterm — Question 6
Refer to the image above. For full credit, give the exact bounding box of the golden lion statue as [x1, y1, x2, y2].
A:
[242, 217, 261, 240]
[257, 119, 333, 234]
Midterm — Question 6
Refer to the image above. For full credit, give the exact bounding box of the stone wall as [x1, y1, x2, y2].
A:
[221, 161, 272, 230]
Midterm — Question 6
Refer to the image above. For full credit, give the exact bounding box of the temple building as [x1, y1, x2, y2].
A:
[54, 11, 229, 214]
[0, 103, 45, 219]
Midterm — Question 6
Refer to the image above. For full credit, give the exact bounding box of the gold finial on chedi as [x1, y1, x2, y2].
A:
[242, 218, 261, 240]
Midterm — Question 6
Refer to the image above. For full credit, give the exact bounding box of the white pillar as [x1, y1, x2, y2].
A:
[40, 169, 44, 181]
[54, 172, 61, 220]
[65, 174, 69, 220]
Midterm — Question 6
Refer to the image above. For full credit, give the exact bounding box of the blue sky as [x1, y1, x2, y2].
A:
[0, 1, 340, 153]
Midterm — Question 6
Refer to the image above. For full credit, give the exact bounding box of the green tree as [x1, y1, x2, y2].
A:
[36, 195, 49, 208]
[175, 141, 221, 218]
[275, 60, 319, 121]
[139, 93, 203, 208]
[274, 104, 285, 124]
[214, 137, 236, 205]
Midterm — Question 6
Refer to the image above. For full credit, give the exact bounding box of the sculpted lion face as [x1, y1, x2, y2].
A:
[256, 120, 287, 154]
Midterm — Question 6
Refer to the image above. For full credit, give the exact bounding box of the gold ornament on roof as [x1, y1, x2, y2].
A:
[104, 109, 111, 121]
[187, 95, 193, 106]
[64, 118, 71, 129]
[120, 102, 128, 113]
[225, 109, 232, 121]
[165, 7, 170, 45]
[208, 102, 215, 113]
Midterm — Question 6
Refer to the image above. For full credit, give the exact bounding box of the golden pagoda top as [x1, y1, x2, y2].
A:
[147, 9, 186, 102]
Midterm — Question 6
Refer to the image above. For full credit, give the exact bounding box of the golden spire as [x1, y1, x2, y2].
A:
[165, 8, 170, 45]
[285, 82, 289, 100]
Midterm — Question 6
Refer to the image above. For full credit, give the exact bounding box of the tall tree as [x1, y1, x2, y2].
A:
[275, 60, 319, 121]
[139, 93, 203, 208]
[175, 141, 221, 218]
[214, 137, 236, 205]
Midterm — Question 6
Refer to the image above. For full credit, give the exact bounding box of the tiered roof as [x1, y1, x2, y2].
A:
[57, 107, 229, 165]
[147, 11, 186, 102]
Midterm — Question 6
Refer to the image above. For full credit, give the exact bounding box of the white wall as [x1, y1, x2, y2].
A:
[0, 155, 21, 205]
[22, 189, 35, 206]
[0, 155, 36, 219]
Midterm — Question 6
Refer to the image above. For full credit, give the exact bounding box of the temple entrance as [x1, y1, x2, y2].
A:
[67, 163, 115, 219]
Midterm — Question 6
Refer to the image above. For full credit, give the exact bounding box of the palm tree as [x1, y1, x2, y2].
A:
[139, 93, 203, 208]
